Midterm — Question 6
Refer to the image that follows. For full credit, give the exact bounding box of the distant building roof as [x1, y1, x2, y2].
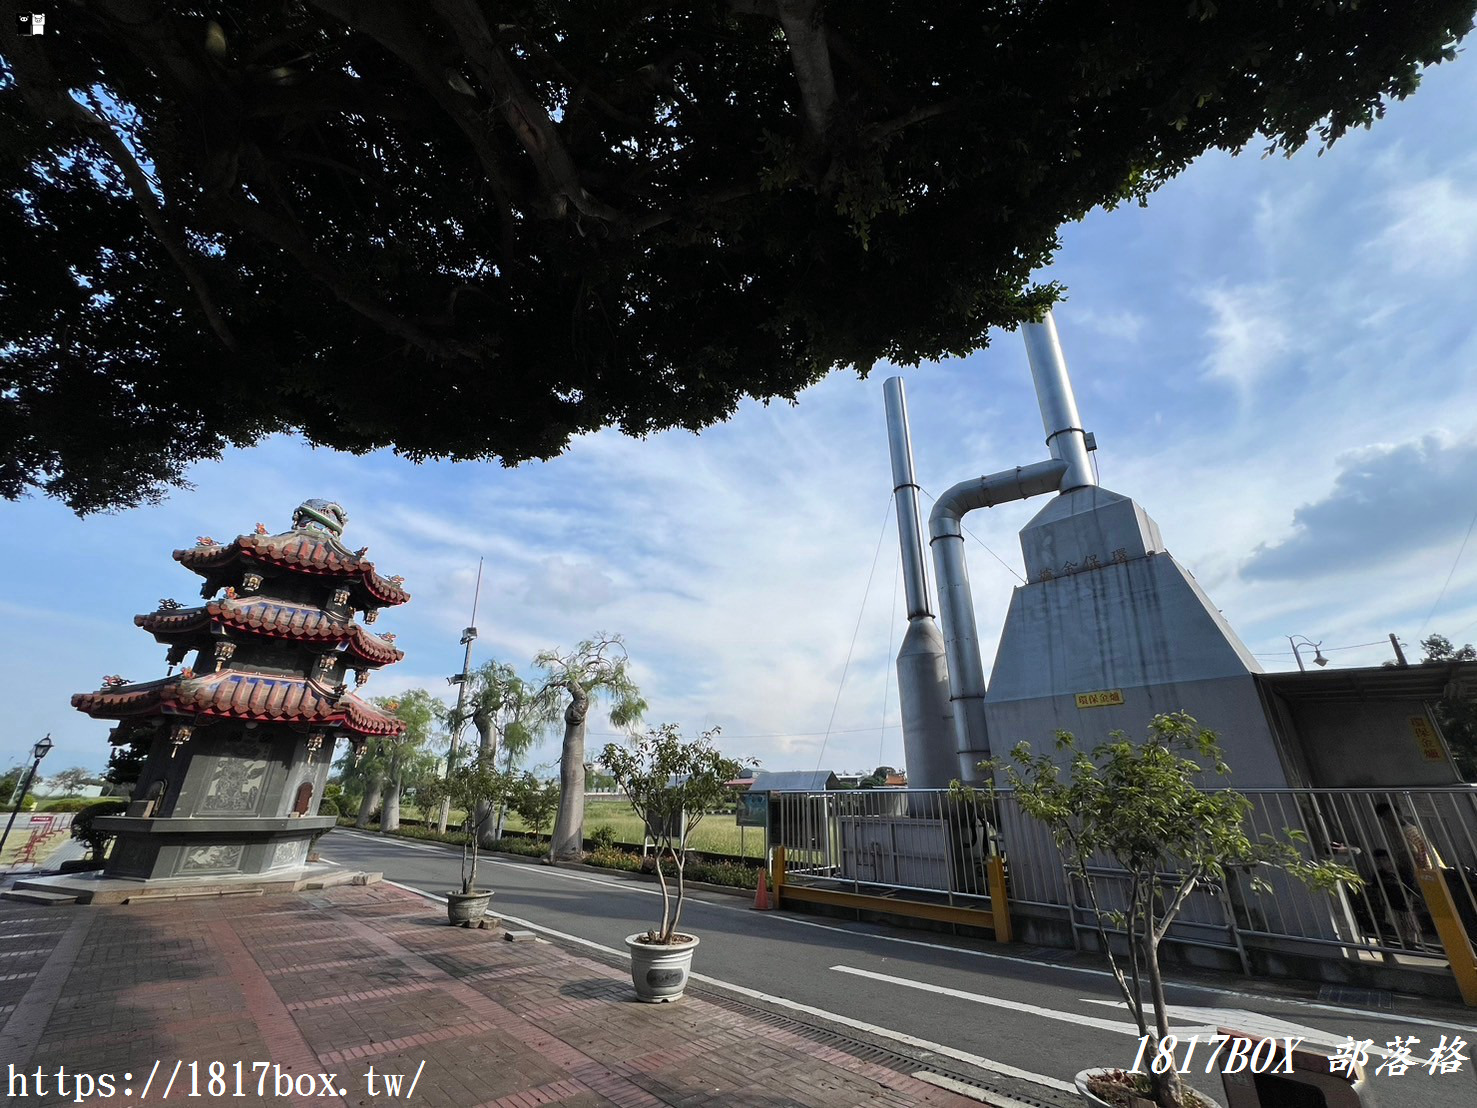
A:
[746, 770, 840, 792]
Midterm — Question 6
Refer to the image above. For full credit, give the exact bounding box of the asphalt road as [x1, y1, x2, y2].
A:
[322, 830, 1477, 1108]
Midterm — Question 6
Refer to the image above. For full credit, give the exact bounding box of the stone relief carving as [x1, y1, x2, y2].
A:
[270, 840, 306, 870]
[199, 754, 269, 815]
[180, 843, 244, 872]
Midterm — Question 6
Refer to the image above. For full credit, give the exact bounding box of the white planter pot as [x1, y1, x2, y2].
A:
[625, 933, 699, 1002]
[1075, 1068, 1225, 1108]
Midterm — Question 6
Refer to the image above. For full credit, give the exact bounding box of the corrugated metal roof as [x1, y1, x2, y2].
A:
[1257, 660, 1477, 703]
[746, 770, 840, 792]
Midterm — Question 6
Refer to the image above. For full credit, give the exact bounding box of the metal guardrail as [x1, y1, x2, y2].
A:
[768, 785, 1477, 997]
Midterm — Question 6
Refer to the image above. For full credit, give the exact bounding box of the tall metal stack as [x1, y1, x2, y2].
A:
[886, 315, 1293, 789]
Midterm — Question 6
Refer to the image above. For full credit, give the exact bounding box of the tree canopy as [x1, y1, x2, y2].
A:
[1420, 633, 1477, 780]
[4, 2, 1473, 512]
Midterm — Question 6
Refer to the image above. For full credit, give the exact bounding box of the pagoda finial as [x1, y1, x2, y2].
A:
[292, 499, 348, 538]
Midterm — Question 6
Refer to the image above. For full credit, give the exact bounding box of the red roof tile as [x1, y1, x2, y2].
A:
[72, 672, 405, 736]
[174, 530, 409, 606]
[134, 598, 403, 666]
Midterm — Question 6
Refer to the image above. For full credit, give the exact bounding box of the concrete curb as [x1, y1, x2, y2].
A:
[335, 827, 757, 901]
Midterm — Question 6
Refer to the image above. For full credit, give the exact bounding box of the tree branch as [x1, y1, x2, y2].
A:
[867, 98, 964, 142]
[6, 42, 238, 352]
[429, 0, 627, 225]
[1153, 871, 1204, 945]
[213, 192, 480, 362]
[774, 0, 839, 141]
[306, 0, 520, 263]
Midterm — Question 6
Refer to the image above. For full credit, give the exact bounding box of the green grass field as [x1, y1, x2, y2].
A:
[401, 797, 765, 860]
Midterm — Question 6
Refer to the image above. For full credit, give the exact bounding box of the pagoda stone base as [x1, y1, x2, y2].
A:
[11, 862, 381, 906]
[95, 815, 336, 881]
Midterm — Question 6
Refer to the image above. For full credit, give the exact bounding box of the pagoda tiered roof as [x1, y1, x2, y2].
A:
[135, 597, 404, 667]
[72, 671, 405, 736]
[175, 529, 410, 607]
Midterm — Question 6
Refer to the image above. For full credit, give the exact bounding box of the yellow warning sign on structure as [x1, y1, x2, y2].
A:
[1410, 716, 1446, 762]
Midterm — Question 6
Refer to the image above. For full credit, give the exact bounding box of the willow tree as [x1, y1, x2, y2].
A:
[5, 3, 1473, 513]
[374, 690, 442, 832]
[537, 635, 646, 861]
[446, 660, 560, 840]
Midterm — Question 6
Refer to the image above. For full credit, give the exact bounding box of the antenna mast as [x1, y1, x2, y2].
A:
[437, 558, 483, 833]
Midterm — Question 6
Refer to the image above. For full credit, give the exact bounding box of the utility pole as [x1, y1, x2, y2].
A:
[1390, 632, 1409, 667]
[437, 559, 482, 834]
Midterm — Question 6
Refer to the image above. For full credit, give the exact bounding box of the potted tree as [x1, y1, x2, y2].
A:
[599, 724, 753, 1002]
[417, 762, 512, 927]
[970, 712, 1357, 1108]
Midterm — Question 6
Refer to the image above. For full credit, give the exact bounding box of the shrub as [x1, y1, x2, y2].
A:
[492, 836, 548, 858]
[590, 825, 618, 851]
[40, 796, 102, 812]
[71, 801, 129, 858]
[586, 844, 642, 871]
[687, 859, 762, 888]
[318, 797, 340, 817]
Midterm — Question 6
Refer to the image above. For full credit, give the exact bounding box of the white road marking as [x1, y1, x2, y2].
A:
[378, 877, 1074, 1094]
[338, 831, 1477, 1034]
[832, 964, 1147, 1036]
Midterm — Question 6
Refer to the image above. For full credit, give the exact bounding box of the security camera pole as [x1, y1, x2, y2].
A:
[438, 560, 483, 834]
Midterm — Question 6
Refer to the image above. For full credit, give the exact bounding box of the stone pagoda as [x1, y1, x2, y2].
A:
[70, 499, 408, 884]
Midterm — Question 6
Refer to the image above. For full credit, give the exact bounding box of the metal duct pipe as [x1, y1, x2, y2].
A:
[929, 459, 1068, 779]
[884, 377, 933, 619]
[1023, 314, 1096, 492]
[884, 377, 957, 790]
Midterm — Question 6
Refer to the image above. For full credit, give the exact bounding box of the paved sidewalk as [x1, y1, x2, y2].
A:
[0, 883, 994, 1108]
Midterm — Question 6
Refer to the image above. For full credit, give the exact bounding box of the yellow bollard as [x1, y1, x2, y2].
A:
[1416, 865, 1477, 1007]
[987, 856, 1013, 943]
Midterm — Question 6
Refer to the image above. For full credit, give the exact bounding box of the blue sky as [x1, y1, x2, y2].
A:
[4, 55, 1476, 781]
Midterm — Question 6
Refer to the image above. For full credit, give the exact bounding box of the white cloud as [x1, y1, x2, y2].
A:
[1242, 433, 1477, 581]
[1198, 282, 1294, 393]
[1073, 307, 1146, 344]
[1375, 175, 1477, 277]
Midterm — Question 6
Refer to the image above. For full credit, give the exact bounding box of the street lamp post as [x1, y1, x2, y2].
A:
[0, 734, 55, 863]
[1288, 635, 1329, 673]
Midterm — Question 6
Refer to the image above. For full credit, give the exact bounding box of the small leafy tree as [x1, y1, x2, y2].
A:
[375, 691, 444, 832]
[417, 764, 512, 896]
[511, 773, 560, 842]
[971, 712, 1357, 1108]
[47, 767, 94, 795]
[599, 724, 755, 945]
[1, 764, 35, 808]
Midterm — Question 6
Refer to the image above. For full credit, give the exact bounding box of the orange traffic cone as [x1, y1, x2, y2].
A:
[753, 867, 772, 911]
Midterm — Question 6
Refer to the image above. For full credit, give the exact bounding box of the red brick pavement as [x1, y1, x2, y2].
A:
[0, 884, 988, 1107]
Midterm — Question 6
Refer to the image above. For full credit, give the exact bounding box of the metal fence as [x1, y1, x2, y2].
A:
[770, 785, 1477, 968]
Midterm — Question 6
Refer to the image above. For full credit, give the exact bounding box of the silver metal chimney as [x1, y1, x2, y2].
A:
[883, 378, 956, 789]
[918, 310, 1086, 780]
[1023, 315, 1096, 492]
[929, 459, 1066, 779]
